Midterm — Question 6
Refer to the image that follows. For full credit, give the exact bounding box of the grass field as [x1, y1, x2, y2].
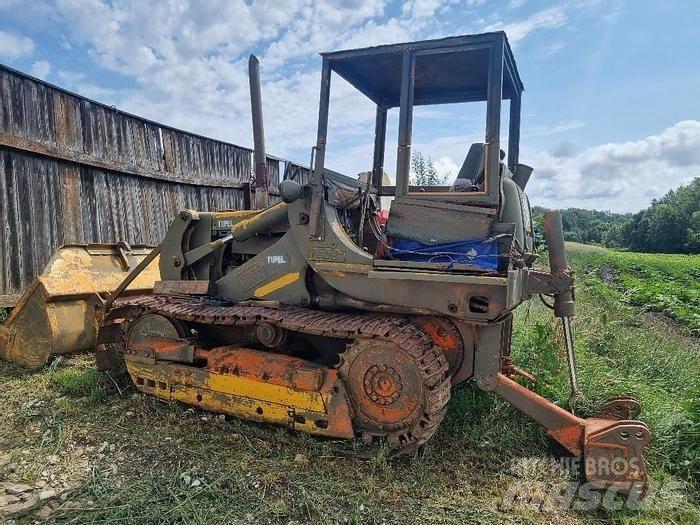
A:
[568, 245, 700, 335]
[0, 243, 698, 524]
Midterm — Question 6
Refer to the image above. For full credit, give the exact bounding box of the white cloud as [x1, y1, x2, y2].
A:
[540, 40, 566, 55]
[528, 120, 584, 137]
[376, 120, 700, 213]
[338, 17, 414, 50]
[30, 60, 51, 79]
[11, 0, 681, 215]
[408, 131, 484, 185]
[526, 120, 700, 212]
[46, 0, 434, 158]
[484, 7, 566, 44]
[0, 30, 35, 58]
[403, 0, 443, 18]
[508, 0, 527, 8]
[258, 1, 388, 69]
[432, 156, 461, 179]
[0, 0, 53, 15]
[39, 0, 571, 173]
[57, 69, 116, 100]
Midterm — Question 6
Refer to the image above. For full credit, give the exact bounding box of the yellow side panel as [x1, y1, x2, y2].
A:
[126, 361, 328, 413]
[172, 385, 294, 424]
[205, 368, 326, 412]
[124, 358, 355, 439]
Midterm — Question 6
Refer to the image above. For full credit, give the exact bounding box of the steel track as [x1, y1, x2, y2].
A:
[101, 293, 452, 453]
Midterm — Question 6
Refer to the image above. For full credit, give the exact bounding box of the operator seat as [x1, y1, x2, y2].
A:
[449, 143, 485, 192]
[380, 141, 496, 253]
[449, 143, 508, 192]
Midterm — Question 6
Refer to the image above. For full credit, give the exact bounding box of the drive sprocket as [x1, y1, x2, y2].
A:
[338, 338, 451, 451]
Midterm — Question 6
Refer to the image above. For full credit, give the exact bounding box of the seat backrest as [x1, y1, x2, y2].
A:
[456, 142, 485, 182]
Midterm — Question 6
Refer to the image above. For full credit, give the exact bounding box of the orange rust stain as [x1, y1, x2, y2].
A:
[548, 424, 584, 456]
[147, 340, 182, 351]
[416, 318, 459, 351]
[125, 348, 355, 440]
[412, 317, 464, 377]
[194, 348, 210, 361]
[207, 346, 325, 391]
[134, 340, 186, 358]
[342, 264, 368, 272]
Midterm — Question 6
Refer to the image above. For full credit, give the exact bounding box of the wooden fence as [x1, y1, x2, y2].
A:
[0, 64, 310, 306]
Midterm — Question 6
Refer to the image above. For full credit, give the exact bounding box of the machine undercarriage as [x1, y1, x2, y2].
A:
[98, 295, 453, 452]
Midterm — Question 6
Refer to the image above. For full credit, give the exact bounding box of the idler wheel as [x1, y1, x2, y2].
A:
[127, 313, 188, 347]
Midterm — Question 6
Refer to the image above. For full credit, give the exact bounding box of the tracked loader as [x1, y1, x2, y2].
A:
[0, 32, 650, 495]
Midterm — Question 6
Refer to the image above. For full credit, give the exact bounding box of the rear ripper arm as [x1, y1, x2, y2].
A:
[474, 210, 650, 496]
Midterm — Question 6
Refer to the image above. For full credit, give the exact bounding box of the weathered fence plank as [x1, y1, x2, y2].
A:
[0, 64, 309, 305]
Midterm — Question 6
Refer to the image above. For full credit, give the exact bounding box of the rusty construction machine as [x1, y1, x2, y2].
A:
[0, 32, 650, 494]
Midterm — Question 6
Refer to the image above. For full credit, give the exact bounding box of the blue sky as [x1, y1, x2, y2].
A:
[1, 0, 699, 212]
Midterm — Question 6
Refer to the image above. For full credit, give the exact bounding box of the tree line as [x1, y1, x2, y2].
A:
[408, 151, 698, 254]
[532, 177, 699, 254]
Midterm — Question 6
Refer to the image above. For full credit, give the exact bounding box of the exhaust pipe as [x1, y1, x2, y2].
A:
[249, 55, 268, 210]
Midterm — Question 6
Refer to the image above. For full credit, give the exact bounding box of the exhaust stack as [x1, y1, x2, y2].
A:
[249, 55, 268, 209]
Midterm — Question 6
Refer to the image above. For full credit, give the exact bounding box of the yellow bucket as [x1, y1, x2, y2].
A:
[0, 244, 159, 369]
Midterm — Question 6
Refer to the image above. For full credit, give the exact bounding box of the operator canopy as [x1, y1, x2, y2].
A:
[322, 31, 523, 107]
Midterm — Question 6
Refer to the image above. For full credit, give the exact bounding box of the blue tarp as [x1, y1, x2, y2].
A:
[386, 238, 501, 271]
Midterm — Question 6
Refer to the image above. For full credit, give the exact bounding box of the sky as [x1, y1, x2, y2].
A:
[1, 0, 699, 212]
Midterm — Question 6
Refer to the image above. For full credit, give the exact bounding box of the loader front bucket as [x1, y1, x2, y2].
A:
[0, 244, 159, 369]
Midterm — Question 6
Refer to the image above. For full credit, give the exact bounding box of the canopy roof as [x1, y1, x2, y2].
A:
[322, 32, 523, 108]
